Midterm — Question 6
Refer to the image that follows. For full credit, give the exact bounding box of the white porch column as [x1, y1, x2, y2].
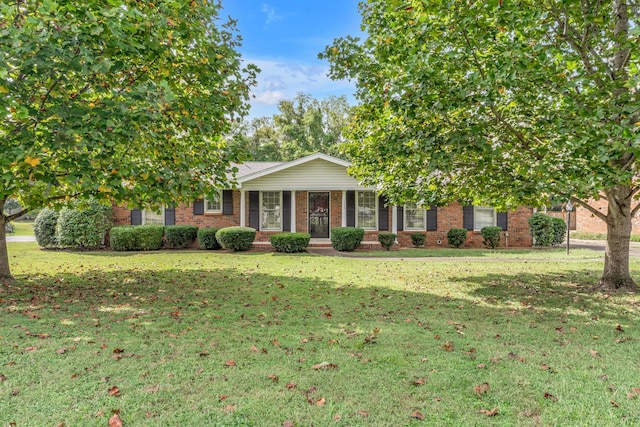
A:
[290, 190, 296, 233]
[392, 205, 398, 235]
[240, 189, 246, 227]
[341, 190, 347, 227]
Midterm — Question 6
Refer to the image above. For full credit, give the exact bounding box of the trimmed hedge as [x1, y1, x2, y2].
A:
[551, 217, 567, 245]
[165, 225, 198, 248]
[215, 226, 256, 251]
[270, 232, 311, 253]
[110, 225, 164, 251]
[528, 212, 554, 246]
[480, 226, 502, 249]
[410, 233, 426, 247]
[447, 228, 468, 249]
[198, 227, 222, 250]
[378, 232, 397, 251]
[330, 227, 365, 252]
[34, 208, 59, 248]
[56, 200, 112, 249]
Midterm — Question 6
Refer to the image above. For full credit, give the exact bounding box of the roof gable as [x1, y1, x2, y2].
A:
[237, 153, 351, 183]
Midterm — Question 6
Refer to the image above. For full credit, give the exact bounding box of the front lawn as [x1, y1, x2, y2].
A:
[2, 243, 640, 426]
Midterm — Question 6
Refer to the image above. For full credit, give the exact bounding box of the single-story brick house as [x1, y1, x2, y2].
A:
[574, 198, 640, 235]
[113, 153, 533, 248]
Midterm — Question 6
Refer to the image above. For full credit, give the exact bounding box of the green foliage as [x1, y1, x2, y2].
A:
[197, 227, 222, 250]
[410, 233, 426, 247]
[447, 228, 468, 249]
[164, 225, 198, 249]
[269, 232, 311, 253]
[215, 227, 256, 251]
[529, 213, 554, 246]
[56, 200, 112, 249]
[377, 232, 397, 251]
[330, 227, 365, 252]
[480, 226, 502, 249]
[552, 217, 567, 246]
[33, 208, 59, 248]
[109, 225, 164, 251]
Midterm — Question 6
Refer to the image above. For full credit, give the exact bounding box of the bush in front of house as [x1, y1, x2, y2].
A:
[165, 225, 198, 248]
[330, 227, 365, 252]
[270, 232, 311, 253]
[215, 226, 256, 251]
[551, 217, 567, 245]
[480, 226, 502, 249]
[34, 208, 59, 248]
[447, 228, 468, 248]
[378, 232, 397, 251]
[528, 212, 554, 246]
[410, 233, 426, 247]
[56, 200, 112, 249]
[198, 227, 222, 250]
[109, 225, 164, 251]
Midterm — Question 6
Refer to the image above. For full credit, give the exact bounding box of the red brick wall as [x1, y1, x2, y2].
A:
[113, 193, 534, 248]
[575, 198, 640, 235]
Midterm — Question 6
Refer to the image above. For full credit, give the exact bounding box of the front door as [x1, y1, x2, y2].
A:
[309, 192, 330, 238]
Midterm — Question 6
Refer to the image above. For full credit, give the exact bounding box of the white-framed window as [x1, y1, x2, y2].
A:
[474, 206, 496, 230]
[356, 191, 377, 230]
[404, 202, 426, 230]
[205, 191, 222, 213]
[261, 191, 282, 231]
[143, 208, 164, 225]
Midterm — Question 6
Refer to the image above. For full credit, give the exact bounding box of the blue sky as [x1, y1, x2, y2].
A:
[220, 1, 363, 118]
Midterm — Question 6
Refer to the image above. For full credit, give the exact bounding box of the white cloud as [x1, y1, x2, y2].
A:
[261, 3, 282, 26]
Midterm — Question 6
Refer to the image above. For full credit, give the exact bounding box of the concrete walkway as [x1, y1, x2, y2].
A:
[6, 235, 36, 242]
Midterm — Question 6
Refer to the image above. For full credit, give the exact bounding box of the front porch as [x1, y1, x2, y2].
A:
[249, 237, 383, 251]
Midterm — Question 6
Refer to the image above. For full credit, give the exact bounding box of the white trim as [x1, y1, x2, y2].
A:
[240, 190, 246, 227]
[473, 206, 497, 230]
[237, 153, 351, 184]
[260, 191, 283, 231]
[356, 190, 378, 230]
[341, 191, 347, 227]
[204, 191, 223, 214]
[291, 190, 296, 233]
[392, 205, 398, 235]
[404, 203, 427, 231]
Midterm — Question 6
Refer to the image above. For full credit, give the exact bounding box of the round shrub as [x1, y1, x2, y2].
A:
[528, 212, 554, 246]
[480, 226, 502, 249]
[110, 226, 139, 251]
[198, 227, 222, 250]
[56, 200, 112, 249]
[377, 232, 397, 251]
[551, 217, 567, 245]
[330, 227, 365, 252]
[136, 225, 165, 250]
[34, 208, 59, 248]
[215, 226, 256, 251]
[410, 233, 426, 247]
[447, 228, 468, 249]
[165, 225, 198, 248]
[270, 232, 311, 253]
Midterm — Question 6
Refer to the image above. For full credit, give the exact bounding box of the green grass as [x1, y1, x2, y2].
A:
[2, 243, 640, 426]
[6, 221, 34, 237]
[353, 247, 604, 259]
[571, 231, 640, 242]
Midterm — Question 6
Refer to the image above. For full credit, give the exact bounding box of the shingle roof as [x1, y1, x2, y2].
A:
[233, 161, 283, 179]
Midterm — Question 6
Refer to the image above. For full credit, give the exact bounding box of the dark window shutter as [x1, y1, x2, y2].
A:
[346, 191, 355, 227]
[164, 206, 175, 226]
[131, 209, 142, 225]
[397, 205, 404, 231]
[427, 205, 438, 231]
[249, 191, 260, 230]
[463, 205, 474, 230]
[378, 195, 389, 231]
[282, 191, 291, 232]
[497, 211, 508, 231]
[193, 199, 204, 215]
[222, 190, 233, 215]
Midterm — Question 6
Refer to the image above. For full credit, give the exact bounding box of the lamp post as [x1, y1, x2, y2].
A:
[565, 200, 573, 255]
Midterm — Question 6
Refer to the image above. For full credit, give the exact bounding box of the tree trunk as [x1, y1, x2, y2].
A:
[0, 214, 13, 281]
[599, 187, 637, 291]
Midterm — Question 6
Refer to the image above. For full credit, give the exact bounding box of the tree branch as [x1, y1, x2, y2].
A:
[5, 208, 30, 223]
[573, 196, 608, 222]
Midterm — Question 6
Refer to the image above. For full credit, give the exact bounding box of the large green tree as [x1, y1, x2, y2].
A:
[322, 0, 639, 290]
[0, 0, 258, 279]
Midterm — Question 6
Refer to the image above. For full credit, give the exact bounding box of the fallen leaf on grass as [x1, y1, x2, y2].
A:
[56, 348, 66, 354]
[477, 364, 486, 369]
[224, 360, 236, 368]
[267, 374, 279, 383]
[0, 375, 7, 382]
[412, 378, 426, 386]
[410, 410, 425, 420]
[333, 414, 342, 421]
[282, 421, 294, 427]
[611, 400, 620, 407]
[443, 341, 454, 351]
[590, 349, 601, 357]
[108, 386, 121, 397]
[250, 345, 267, 354]
[224, 404, 236, 413]
[313, 361, 338, 370]
[358, 410, 369, 417]
[24, 346, 37, 352]
[543, 392, 558, 402]
[315, 397, 326, 406]
[480, 407, 499, 417]
[144, 385, 160, 394]
[108, 413, 123, 427]
[285, 383, 296, 390]
[94, 410, 103, 417]
[219, 395, 228, 401]
[474, 383, 490, 397]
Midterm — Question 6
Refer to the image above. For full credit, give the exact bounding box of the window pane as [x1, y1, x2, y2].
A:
[405, 202, 426, 230]
[144, 209, 164, 225]
[206, 193, 221, 212]
[262, 191, 281, 230]
[357, 191, 376, 229]
[474, 207, 495, 230]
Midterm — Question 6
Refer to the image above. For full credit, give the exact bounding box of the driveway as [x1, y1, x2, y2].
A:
[5, 235, 36, 242]
[564, 239, 640, 257]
